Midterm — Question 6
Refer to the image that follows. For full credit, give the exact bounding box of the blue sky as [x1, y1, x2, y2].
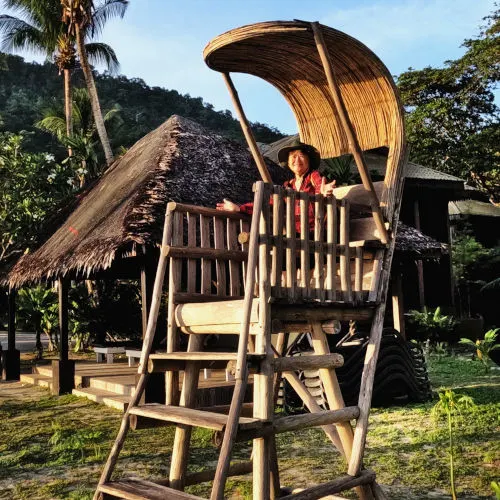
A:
[1, 0, 496, 134]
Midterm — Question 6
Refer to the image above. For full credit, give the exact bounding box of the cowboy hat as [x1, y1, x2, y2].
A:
[277, 139, 321, 169]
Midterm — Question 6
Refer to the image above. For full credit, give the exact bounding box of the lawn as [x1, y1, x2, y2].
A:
[0, 354, 498, 499]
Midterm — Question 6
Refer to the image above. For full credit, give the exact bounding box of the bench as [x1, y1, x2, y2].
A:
[94, 346, 126, 363]
[125, 349, 143, 367]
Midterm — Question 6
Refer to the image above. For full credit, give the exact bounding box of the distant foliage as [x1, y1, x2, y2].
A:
[0, 53, 284, 158]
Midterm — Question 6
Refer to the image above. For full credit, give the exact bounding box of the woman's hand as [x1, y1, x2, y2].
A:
[216, 199, 240, 212]
[321, 177, 336, 196]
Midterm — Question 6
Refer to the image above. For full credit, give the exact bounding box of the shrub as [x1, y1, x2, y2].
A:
[408, 307, 458, 342]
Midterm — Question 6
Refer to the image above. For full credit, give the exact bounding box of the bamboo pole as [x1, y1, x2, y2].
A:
[254, 183, 274, 500]
[169, 334, 204, 490]
[210, 182, 266, 500]
[223, 73, 272, 183]
[311, 22, 388, 245]
[94, 207, 174, 497]
[166, 212, 183, 405]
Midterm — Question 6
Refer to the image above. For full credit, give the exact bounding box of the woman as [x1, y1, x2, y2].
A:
[216, 140, 336, 233]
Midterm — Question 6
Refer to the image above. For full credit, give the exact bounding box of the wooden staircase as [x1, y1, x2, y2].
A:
[94, 180, 398, 500]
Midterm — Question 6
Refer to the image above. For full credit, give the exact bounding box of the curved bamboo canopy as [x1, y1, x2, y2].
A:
[204, 20, 406, 220]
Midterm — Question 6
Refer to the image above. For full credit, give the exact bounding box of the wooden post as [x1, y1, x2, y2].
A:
[59, 277, 69, 362]
[253, 184, 274, 500]
[311, 22, 388, 245]
[169, 334, 204, 490]
[166, 212, 183, 405]
[222, 73, 273, 183]
[96, 205, 174, 493]
[52, 278, 75, 395]
[140, 262, 155, 339]
[391, 263, 405, 339]
[1, 289, 20, 381]
[211, 182, 266, 500]
[413, 200, 426, 310]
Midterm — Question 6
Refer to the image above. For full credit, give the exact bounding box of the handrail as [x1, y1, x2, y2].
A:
[166, 201, 251, 220]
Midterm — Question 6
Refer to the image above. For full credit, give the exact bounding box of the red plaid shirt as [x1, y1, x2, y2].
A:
[240, 169, 325, 233]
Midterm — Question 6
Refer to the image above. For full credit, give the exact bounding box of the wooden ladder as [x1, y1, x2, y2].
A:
[94, 182, 389, 500]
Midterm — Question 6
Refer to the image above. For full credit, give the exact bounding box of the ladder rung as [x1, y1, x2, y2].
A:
[235, 406, 359, 442]
[148, 352, 265, 373]
[128, 403, 263, 431]
[98, 478, 202, 499]
[273, 353, 344, 372]
[280, 470, 376, 500]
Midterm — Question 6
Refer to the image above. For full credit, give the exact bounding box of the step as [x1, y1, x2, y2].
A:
[280, 469, 376, 500]
[128, 403, 263, 432]
[148, 352, 265, 373]
[72, 387, 131, 411]
[235, 406, 360, 442]
[89, 375, 136, 396]
[98, 478, 202, 499]
[20, 373, 52, 389]
[273, 354, 344, 372]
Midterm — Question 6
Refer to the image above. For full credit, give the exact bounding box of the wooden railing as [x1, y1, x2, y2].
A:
[164, 184, 386, 307]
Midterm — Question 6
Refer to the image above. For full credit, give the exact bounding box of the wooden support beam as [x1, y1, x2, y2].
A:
[279, 469, 376, 500]
[2, 289, 20, 381]
[390, 264, 405, 339]
[311, 22, 388, 245]
[210, 182, 266, 500]
[58, 277, 69, 363]
[140, 262, 155, 340]
[223, 73, 273, 183]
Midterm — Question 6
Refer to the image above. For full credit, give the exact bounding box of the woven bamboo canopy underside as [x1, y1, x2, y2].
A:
[204, 21, 404, 156]
[204, 21, 406, 219]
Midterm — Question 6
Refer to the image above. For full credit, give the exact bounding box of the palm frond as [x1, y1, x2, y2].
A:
[92, 0, 128, 35]
[85, 42, 119, 73]
[35, 116, 67, 139]
[322, 155, 354, 185]
[481, 276, 500, 292]
[0, 16, 49, 54]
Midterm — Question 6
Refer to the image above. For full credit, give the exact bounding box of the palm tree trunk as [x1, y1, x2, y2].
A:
[64, 68, 73, 156]
[75, 26, 114, 166]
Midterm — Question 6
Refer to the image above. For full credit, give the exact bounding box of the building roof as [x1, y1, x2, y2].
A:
[263, 134, 464, 186]
[7, 116, 288, 288]
[395, 223, 448, 258]
[449, 200, 500, 217]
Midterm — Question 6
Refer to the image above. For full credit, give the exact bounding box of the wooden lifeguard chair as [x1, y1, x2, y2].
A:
[95, 21, 406, 500]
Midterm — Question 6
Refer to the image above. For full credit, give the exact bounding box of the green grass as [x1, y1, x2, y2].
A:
[0, 354, 498, 499]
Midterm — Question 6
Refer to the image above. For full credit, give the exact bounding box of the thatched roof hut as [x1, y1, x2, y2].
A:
[395, 223, 448, 259]
[8, 115, 288, 288]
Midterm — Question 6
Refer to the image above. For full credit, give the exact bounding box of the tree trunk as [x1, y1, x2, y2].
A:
[35, 329, 43, 360]
[75, 26, 114, 166]
[64, 68, 73, 140]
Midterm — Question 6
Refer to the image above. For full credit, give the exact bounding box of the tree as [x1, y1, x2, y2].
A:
[61, 0, 128, 166]
[0, 0, 121, 158]
[0, 132, 75, 266]
[36, 87, 123, 184]
[397, 8, 499, 204]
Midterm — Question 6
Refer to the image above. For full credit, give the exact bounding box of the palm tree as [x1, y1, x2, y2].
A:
[61, 0, 128, 166]
[0, 0, 122, 160]
[36, 87, 122, 184]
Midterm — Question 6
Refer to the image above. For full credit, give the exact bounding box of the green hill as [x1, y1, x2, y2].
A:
[0, 53, 284, 155]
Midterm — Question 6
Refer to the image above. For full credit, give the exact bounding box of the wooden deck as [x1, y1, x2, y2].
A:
[20, 361, 246, 411]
